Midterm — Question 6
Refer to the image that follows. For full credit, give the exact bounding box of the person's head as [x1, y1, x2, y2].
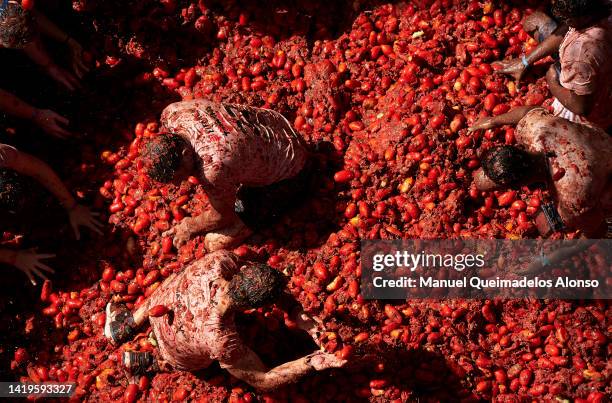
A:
[227, 263, 287, 310]
[552, 0, 611, 28]
[142, 134, 195, 183]
[0, 3, 35, 49]
[0, 169, 29, 216]
[474, 146, 534, 191]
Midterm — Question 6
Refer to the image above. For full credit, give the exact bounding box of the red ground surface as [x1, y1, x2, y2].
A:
[0, 0, 609, 402]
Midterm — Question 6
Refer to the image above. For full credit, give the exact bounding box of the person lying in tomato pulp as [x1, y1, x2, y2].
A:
[470, 105, 612, 238]
[103, 250, 345, 391]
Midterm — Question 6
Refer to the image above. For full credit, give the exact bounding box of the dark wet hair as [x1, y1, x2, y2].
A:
[552, 0, 610, 21]
[143, 134, 188, 182]
[228, 264, 287, 309]
[481, 146, 532, 186]
[0, 169, 29, 215]
[0, 3, 35, 49]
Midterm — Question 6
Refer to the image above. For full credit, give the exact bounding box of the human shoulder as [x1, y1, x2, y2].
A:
[196, 250, 240, 279]
[565, 20, 611, 56]
[515, 108, 567, 149]
[516, 107, 551, 133]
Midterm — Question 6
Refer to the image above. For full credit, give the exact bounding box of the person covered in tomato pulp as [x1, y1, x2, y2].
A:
[103, 250, 345, 391]
[0, 144, 103, 285]
[469, 106, 612, 238]
[495, 0, 612, 131]
[0, 0, 91, 138]
[141, 99, 314, 251]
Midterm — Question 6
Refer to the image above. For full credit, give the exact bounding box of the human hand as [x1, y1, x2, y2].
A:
[468, 116, 497, 132]
[494, 58, 527, 84]
[66, 38, 90, 79]
[13, 249, 55, 286]
[32, 109, 73, 139]
[308, 351, 347, 371]
[47, 64, 81, 91]
[68, 204, 104, 240]
[163, 221, 193, 249]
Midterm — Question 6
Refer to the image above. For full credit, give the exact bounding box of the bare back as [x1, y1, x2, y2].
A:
[160, 100, 308, 201]
[516, 108, 612, 229]
[147, 251, 246, 371]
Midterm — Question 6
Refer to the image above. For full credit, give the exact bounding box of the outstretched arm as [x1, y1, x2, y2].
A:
[522, 24, 568, 65]
[7, 149, 77, 210]
[0, 89, 72, 139]
[31, 9, 68, 43]
[0, 88, 37, 119]
[546, 64, 594, 116]
[5, 149, 102, 239]
[223, 348, 345, 392]
[0, 248, 55, 286]
[469, 106, 538, 132]
[31, 10, 89, 78]
[495, 24, 568, 83]
[22, 39, 80, 91]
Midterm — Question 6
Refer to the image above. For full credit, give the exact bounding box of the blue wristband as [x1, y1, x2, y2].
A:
[0, 0, 9, 16]
[521, 54, 530, 68]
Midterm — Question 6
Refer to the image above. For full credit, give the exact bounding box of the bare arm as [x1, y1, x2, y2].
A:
[7, 150, 77, 209]
[22, 39, 80, 91]
[0, 89, 72, 139]
[469, 106, 538, 132]
[495, 24, 568, 83]
[5, 150, 102, 238]
[182, 207, 226, 234]
[22, 38, 54, 72]
[31, 9, 69, 43]
[0, 89, 37, 119]
[223, 347, 345, 392]
[546, 64, 594, 116]
[524, 24, 568, 65]
[287, 304, 324, 342]
[0, 248, 55, 286]
[31, 10, 89, 78]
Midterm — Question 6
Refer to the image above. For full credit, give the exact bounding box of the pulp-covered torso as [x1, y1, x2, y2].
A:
[516, 108, 612, 225]
[161, 100, 308, 195]
[148, 251, 245, 371]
